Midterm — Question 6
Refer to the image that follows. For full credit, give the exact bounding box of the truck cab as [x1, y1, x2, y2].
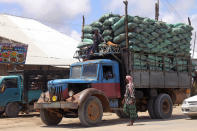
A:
[0, 75, 42, 117]
[48, 59, 121, 101]
[35, 59, 124, 126]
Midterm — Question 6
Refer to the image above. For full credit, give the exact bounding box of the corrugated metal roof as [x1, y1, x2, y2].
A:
[0, 14, 78, 65]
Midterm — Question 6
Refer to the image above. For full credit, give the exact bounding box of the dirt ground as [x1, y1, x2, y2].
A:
[0, 106, 197, 131]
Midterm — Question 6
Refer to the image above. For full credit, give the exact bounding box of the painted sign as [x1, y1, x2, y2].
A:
[0, 43, 28, 64]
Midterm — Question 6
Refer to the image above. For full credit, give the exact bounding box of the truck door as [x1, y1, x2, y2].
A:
[0, 78, 20, 106]
[101, 65, 121, 98]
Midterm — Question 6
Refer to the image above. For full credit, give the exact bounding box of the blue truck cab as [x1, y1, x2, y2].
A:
[0, 70, 69, 117]
[47, 59, 121, 100]
[35, 59, 124, 126]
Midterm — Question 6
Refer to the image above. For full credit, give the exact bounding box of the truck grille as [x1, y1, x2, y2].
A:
[188, 101, 197, 105]
[49, 86, 63, 101]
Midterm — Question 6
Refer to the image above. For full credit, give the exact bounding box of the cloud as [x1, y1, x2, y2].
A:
[70, 30, 81, 41]
[0, 0, 91, 24]
[104, 0, 155, 18]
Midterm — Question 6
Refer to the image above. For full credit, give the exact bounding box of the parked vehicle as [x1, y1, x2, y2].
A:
[0, 70, 69, 117]
[182, 95, 197, 119]
[35, 46, 192, 126]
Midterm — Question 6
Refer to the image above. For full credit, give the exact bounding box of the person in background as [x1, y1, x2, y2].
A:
[90, 29, 104, 53]
[123, 75, 138, 126]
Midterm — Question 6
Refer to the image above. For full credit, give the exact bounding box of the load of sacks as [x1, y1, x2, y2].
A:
[112, 15, 193, 56]
[77, 13, 121, 48]
[77, 13, 193, 72]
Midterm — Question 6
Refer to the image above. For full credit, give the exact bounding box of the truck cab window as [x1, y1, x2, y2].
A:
[103, 66, 113, 80]
[4, 78, 18, 88]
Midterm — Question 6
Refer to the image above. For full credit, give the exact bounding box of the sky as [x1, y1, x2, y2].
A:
[0, 0, 197, 54]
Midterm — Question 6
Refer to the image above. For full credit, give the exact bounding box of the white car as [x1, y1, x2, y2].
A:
[182, 95, 197, 119]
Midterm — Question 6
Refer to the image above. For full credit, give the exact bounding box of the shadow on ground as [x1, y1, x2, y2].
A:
[0, 113, 40, 118]
[42, 114, 188, 129]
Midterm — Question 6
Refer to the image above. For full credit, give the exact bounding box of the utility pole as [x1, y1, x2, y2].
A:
[155, 0, 159, 21]
[188, 17, 191, 25]
[81, 15, 85, 41]
[123, 0, 130, 75]
[123, 0, 129, 49]
[193, 32, 196, 58]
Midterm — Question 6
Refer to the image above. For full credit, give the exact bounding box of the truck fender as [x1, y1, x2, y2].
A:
[78, 88, 110, 112]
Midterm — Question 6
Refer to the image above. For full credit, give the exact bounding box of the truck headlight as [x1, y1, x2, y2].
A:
[183, 100, 187, 105]
[52, 96, 57, 102]
[69, 90, 74, 97]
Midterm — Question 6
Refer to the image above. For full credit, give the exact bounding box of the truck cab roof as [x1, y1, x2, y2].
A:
[71, 59, 118, 66]
[0, 75, 20, 79]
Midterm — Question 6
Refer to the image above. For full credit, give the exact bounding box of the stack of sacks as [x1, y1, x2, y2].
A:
[77, 13, 193, 72]
[112, 15, 193, 56]
[77, 13, 120, 48]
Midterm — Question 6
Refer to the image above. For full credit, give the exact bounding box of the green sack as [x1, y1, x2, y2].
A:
[135, 27, 143, 33]
[103, 17, 120, 26]
[99, 13, 120, 22]
[83, 38, 94, 44]
[102, 25, 111, 31]
[83, 33, 93, 39]
[83, 26, 93, 33]
[144, 28, 153, 33]
[143, 18, 155, 25]
[77, 41, 93, 48]
[91, 21, 103, 28]
[113, 33, 126, 44]
[133, 16, 144, 24]
[104, 36, 113, 42]
[102, 30, 112, 36]
[114, 22, 138, 36]
[151, 32, 159, 38]
[112, 15, 134, 31]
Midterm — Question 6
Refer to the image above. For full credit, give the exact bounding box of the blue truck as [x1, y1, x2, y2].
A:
[0, 70, 68, 117]
[34, 47, 192, 126]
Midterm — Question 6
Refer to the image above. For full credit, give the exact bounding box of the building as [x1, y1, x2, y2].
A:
[0, 14, 79, 75]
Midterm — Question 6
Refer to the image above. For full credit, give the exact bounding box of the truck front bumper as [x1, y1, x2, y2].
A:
[34, 101, 78, 109]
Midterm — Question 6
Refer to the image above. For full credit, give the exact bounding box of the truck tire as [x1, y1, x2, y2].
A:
[154, 94, 173, 119]
[148, 98, 157, 119]
[5, 102, 20, 118]
[40, 109, 62, 126]
[78, 96, 103, 126]
[189, 116, 197, 119]
[0, 111, 4, 116]
[115, 110, 129, 118]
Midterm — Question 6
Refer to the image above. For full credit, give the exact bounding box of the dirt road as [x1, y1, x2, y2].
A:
[0, 106, 197, 131]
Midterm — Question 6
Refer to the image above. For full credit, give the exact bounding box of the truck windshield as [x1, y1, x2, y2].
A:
[82, 64, 98, 78]
[70, 66, 82, 79]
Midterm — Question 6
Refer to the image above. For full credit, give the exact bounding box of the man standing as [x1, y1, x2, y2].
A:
[90, 29, 104, 53]
[123, 75, 138, 126]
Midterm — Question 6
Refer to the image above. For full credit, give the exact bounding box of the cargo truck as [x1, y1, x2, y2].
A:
[34, 46, 192, 126]
[0, 70, 68, 117]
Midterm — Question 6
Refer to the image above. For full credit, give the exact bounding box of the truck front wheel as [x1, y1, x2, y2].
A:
[5, 102, 20, 118]
[154, 94, 173, 119]
[78, 96, 103, 126]
[40, 109, 63, 126]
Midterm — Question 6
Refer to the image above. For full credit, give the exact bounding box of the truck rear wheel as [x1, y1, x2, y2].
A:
[78, 96, 103, 126]
[5, 102, 20, 118]
[154, 94, 173, 119]
[40, 109, 63, 126]
[115, 110, 129, 118]
[148, 98, 157, 119]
